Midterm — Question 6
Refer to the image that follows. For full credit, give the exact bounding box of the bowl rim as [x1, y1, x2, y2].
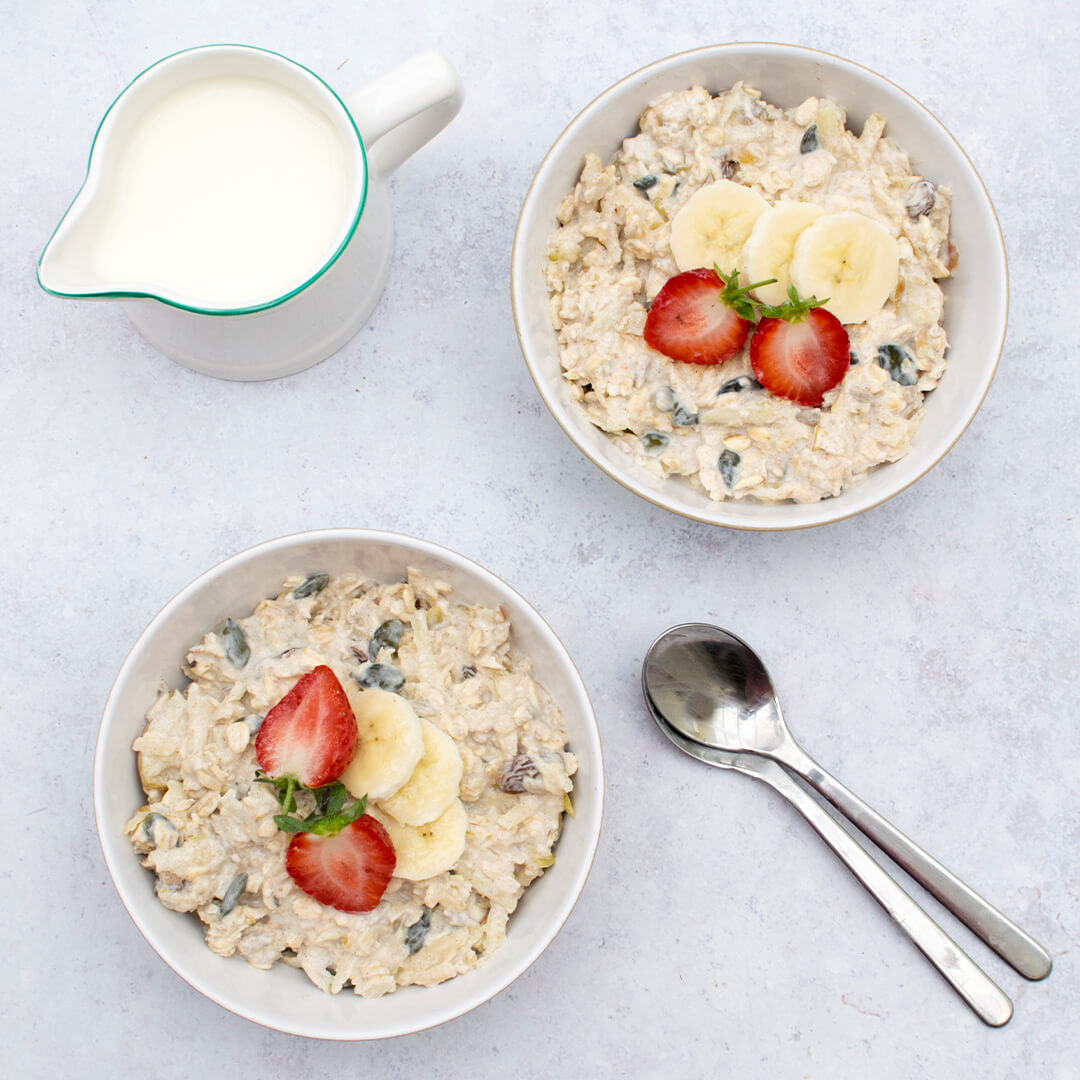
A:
[510, 41, 1008, 531]
[93, 527, 604, 1039]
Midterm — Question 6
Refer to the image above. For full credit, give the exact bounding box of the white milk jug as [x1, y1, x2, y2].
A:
[38, 44, 463, 380]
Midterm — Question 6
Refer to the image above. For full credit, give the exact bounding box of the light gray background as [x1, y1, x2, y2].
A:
[3, 1, 1077, 1077]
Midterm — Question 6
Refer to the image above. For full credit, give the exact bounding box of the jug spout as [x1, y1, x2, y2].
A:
[38, 183, 120, 300]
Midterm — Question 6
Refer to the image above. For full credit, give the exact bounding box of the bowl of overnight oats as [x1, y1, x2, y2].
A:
[511, 43, 1007, 529]
[94, 530, 603, 1039]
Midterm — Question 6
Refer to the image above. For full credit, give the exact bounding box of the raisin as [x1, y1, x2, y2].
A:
[497, 754, 541, 794]
[905, 180, 936, 220]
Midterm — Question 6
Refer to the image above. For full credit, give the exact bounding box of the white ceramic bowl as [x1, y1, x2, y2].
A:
[511, 43, 1006, 529]
[95, 529, 603, 1039]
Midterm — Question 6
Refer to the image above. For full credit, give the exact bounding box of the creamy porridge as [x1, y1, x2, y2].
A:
[546, 83, 956, 502]
[125, 570, 576, 996]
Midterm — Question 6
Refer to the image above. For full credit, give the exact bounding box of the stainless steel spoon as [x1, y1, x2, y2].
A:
[643, 697, 1014, 1026]
[643, 622, 1052, 982]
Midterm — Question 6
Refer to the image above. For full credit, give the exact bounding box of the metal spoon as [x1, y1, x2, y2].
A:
[643, 697, 1013, 1026]
[643, 622, 1052, 982]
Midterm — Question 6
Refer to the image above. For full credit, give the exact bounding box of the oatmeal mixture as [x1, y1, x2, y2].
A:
[546, 83, 956, 502]
[125, 571, 575, 997]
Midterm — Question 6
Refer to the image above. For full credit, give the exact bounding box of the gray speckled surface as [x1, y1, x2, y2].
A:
[3, 1, 1078, 1076]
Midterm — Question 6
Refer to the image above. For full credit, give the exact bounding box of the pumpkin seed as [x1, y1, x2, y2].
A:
[292, 573, 329, 599]
[219, 872, 248, 917]
[221, 619, 250, 668]
[354, 663, 405, 692]
[369, 618, 404, 659]
[718, 375, 762, 395]
[673, 403, 699, 427]
[632, 174, 658, 195]
[877, 344, 918, 386]
[405, 907, 432, 954]
[718, 449, 741, 488]
[141, 812, 174, 841]
[800, 124, 819, 153]
[641, 432, 669, 455]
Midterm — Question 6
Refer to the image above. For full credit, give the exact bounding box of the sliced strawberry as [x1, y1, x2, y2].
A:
[750, 290, 850, 406]
[644, 268, 767, 366]
[285, 814, 396, 913]
[255, 665, 358, 789]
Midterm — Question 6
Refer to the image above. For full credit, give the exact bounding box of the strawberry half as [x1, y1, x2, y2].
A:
[643, 267, 772, 366]
[750, 288, 850, 406]
[255, 665, 358, 790]
[285, 814, 396, 913]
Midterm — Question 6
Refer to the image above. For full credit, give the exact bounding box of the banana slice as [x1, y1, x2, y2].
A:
[789, 211, 899, 325]
[669, 179, 769, 273]
[742, 202, 825, 305]
[368, 800, 468, 881]
[377, 718, 463, 826]
[340, 686, 424, 802]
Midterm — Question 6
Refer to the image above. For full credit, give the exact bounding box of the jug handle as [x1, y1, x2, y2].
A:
[343, 50, 463, 177]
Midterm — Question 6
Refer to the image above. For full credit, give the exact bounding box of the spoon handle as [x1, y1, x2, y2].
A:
[777, 744, 1052, 981]
[755, 758, 1013, 1026]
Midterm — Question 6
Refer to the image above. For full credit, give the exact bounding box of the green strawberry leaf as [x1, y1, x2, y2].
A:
[715, 267, 777, 323]
[269, 782, 368, 837]
[254, 771, 299, 814]
[323, 781, 349, 818]
[273, 813, 312, 833]
[759, 285, 830, 322]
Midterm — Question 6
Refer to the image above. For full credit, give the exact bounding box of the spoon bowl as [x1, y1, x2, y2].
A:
[643, 623, 786, 753]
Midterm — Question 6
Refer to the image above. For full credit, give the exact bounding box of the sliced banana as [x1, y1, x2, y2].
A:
[377, 718, 463, 826]
[789, 211, 899, 325]
[669, 179, 769, 273]
[340, 685, 424, 802]
[368, 800, 468, 881]
[742, 202, 825, 305]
